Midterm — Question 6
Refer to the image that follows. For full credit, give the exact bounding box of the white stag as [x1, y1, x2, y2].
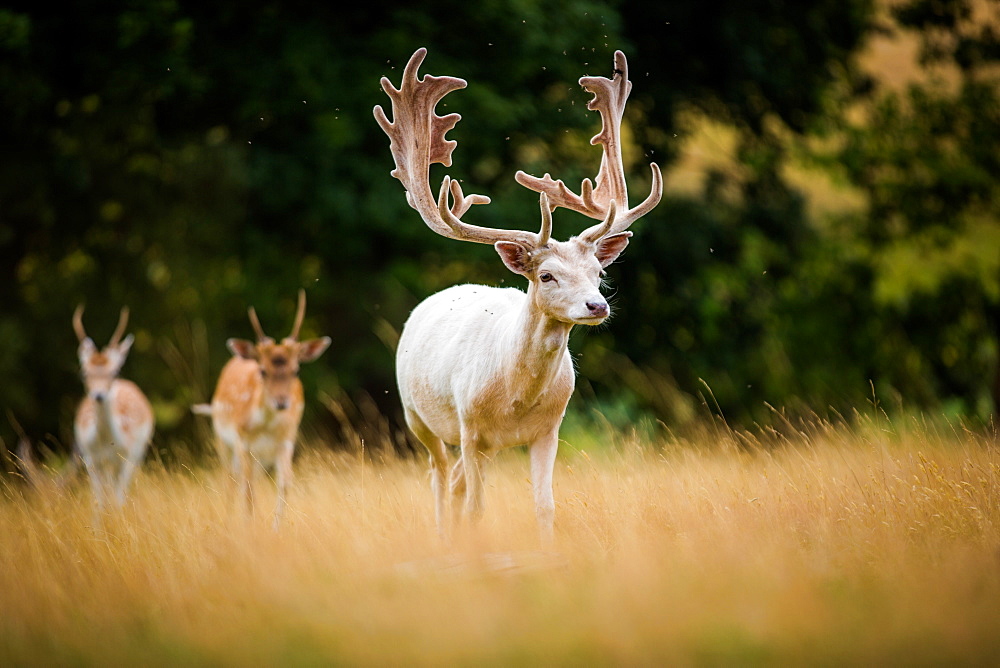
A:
[73, 305, 155, 508]
[196, 290, 330, 526]
[374, 48, 662, 541]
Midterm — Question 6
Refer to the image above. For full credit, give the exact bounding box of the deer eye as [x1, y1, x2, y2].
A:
[539, 272, 554, 282]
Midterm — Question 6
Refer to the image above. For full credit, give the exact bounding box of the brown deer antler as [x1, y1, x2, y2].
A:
[288, 289, 307, 341]
[515, 50, 662, 242]
[109, 307, 130, 347]
[73, 305, 132, 346]
[72, 305, 88, 342]
[247, 306, 269, 343]
[374, 48, 549, 247]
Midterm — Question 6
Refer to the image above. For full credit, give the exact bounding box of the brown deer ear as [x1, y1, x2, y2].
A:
[595, 232, 631, 268]
[227, 338, 259, 360]
[495, 241, 532, 276]
[298, 337, 331, 363]
[116, 333, 135, 357]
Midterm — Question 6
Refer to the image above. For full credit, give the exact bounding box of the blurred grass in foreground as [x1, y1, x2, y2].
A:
[2, 414, 999, 665]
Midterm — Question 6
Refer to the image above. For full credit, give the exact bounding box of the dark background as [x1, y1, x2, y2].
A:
[1, 0, 997, 457]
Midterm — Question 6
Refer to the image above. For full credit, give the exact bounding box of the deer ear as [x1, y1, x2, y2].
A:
[298, 337, 331, 363]
[116, 333, 134, 357]
[78, 338, 96, 361]
[227, 338, 259, 360]
[495, 241, 532, 276]
[595, 232, 631, 268]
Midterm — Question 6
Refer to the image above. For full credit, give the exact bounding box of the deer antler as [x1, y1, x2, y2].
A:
[73, 305, 132, 346]
[374, 48, 548, 247]
[247, 306, 269, 343]
[109, 307, 130, 347]
[248, 291, 309, 343]
[73, 305, 88, 343]
[288, 289, 306, 341]
[515, 50, 662, 241]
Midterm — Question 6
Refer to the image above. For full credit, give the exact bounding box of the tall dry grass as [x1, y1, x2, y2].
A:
[2, 415, 999, 665]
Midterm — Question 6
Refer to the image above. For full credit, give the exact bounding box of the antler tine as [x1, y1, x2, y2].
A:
[72, 305, 88, 343]
[288, 289, 307, 341]
[437, 177, 540, 246]
[580, 163, 662, 240]
[579, 199, 618, 244]
[538, 193, 552, 246]
[375, 48, 546, 248]
[247, 306, 268, 342]
[515, 50, 663, 239]
[109, 306, 130, 346]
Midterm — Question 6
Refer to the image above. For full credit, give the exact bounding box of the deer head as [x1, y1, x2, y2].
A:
[74, 305, 134, 404]
[226, 290, 331, 412]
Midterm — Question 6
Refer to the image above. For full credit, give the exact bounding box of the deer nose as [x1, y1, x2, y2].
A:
[94, 392, 106, 404]
[274, 399, 289, 411]
[586, 301, 609, 318]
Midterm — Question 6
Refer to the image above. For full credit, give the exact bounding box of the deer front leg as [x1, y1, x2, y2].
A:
[459, 427, 487, 523]
[114, 449, 144, 508]
[449, 456, 466, 523]
[529, 431, 560, 546]
[83, 459, 111, 528]
[82, 452, 110, 510]
[89, 471, 111, 511]
[272, 440, 294, 530]
[230, 439, 254, 517]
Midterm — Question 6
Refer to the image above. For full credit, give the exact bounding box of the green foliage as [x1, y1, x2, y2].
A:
[0, 0, 630, 450]
[2, 0, 994, 455]
[829, 0, 1000, 418]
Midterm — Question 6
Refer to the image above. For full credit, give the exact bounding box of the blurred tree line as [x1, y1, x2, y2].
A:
[0, 0, 996, 456]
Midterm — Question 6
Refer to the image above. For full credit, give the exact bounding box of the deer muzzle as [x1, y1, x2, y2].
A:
[586, 300, 610, 318]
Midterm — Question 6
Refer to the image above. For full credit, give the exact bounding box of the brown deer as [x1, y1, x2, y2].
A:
[195, 290, 330, 527]
[73, 305, 155, 508]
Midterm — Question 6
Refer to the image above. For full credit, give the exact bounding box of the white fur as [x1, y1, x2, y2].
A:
[377, 48, 659, 543]
[397, 236, 620, 543]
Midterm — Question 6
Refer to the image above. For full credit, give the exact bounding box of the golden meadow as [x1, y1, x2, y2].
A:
[2, 413, 998, 665]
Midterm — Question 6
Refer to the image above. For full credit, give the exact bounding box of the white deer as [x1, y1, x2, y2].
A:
[195, 290, 330, 527]
[73, 305, 155, 508]
[374, 48, 662, 542]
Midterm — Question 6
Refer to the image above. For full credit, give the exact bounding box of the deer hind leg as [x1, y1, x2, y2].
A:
[405, 410, 450, 538]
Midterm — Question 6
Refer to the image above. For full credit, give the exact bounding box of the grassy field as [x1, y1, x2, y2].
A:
[2, 414, 999, 666]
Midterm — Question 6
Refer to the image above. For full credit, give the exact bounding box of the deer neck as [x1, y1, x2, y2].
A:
[501, 286, 573, 405]
[93, 382, 119, 443]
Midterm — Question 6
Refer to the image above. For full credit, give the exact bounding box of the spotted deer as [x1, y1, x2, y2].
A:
[375, 48, 662, 542]
[195, 290, 330, 527]
[73, 305, 155, 508]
